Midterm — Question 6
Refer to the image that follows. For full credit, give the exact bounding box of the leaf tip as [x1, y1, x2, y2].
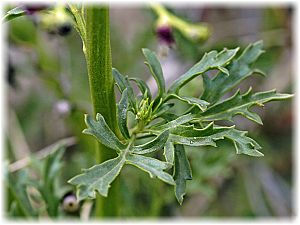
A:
[82, 128, 89, 134]
[142, 48, 150, 55]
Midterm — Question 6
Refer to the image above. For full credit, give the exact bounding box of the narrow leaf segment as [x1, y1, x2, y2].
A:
[83, 114, 127, 151]
[173, 144, 192, 204]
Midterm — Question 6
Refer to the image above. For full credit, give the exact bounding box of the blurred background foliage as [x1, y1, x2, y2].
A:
[5, 4, 293, 218]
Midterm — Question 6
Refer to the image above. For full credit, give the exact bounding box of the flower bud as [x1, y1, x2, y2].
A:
[61, 191, 79, 213]
[156, 25, 175, 47]
[23, 5, 49, 15]
[57, 23, 72, 36]
[39, 6, 72, 36]
[54, 100, 71, 116]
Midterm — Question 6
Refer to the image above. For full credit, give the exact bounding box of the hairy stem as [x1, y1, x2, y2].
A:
[85, 6, 119, 217]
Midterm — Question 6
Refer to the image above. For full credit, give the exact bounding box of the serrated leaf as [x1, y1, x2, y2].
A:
[202, 41, 265, 103]
[68, 154, 125, 200]
[164, 141, 175, 164]
[83, 113, 127, 151]
[3, 7, 26, 23]
[200, 88, 293, 124]
[130, 77, 152, 100]
[168, 47, 239, 93]
[173, 144, 192, 204]
[126, 154, 175, 185]
[227, 128, 263, 156]
[167, 94, 210, 111]
[117, 88, 130, 139]
[131, 130, 169, 154]
[167, 122, 263, 157]
[142, 48, 165, 100]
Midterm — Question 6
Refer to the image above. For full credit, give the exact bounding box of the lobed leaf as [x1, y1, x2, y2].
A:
[167, 94, 210, 111]
[131, 130, 169, 154]
[168, 123, 263, 157]
[201, 41, 265, 103]
[126, 154, 175, 185]
[200, 88, 294, 125]
[117, 88, 130, 139]
[142, 48, 165, 100]
[68, 154, 125, 200]
[168, 47, 239, 93]
[226, 128, 263, 156]
[83, 113, 127, 151]
[173, 144, 192, 204]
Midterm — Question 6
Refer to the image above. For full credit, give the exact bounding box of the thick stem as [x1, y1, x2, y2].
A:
[85, 6, 119, 217]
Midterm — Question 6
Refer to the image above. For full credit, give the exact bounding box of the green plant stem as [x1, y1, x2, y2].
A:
[85, 6, 119, 217]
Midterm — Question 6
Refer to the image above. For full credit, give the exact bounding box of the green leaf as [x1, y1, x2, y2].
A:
[2, 7, 26, 23]
[112, 68, 137, 112]
[151, 113, 195, 130]
[30, 147, 65, 217]
[168, 47, 239, 93]
[131, 130, 169, 154]
[126, 154, 175, 185]
[68, 154, 125, 200]
[43, 147, 65, 185]
[173, 144, 192, 204]
[167, 94, 210, 111]
[200, 88, 294, 125]
[201, 41, 266, 103]
[83, 113, 127, 151]
[227, 128, 263, 157]
[168, 123, 263, 157]
[142, 48, 165, 100]
[130, 77, 152, 101]
[117, 88, 130, 139]
[6, 171, 37, 217]
[164, 141, 175, 164]
[112, 68, 127, 91]
[152, 102, 174, 119]
[160, 112, 179, 121]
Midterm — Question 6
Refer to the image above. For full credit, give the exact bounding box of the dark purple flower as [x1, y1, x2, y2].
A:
[156, 25, 175, 47]
[23, 5, 49, 15]
[58, 23, 72, 36]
